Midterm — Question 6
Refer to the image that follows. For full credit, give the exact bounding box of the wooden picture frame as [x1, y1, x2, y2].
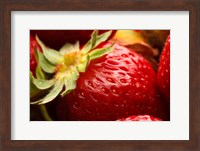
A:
[0, 0, 199, 150]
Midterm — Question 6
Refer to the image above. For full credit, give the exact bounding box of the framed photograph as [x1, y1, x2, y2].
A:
[0, 0, 199, 151]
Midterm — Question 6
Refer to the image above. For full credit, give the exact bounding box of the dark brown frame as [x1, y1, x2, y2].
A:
[0, 0, 199, 151]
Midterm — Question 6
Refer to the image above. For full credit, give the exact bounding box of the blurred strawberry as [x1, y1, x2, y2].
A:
[118, 115, 161, 121]
[30, 35, 42, 75]
[30, 30, 116, 50]
[157, 36, 170, 104]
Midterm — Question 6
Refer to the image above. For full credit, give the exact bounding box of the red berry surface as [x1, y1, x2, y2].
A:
[118, 115, 161, 121]
[57, 43, 168, 121]
[157, 36, 170, 103]
[30, 35, 42, 74]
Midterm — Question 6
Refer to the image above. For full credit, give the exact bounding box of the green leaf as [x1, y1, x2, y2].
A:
[91, 30, 98, 49]
[32, 78, 55, 90]
[71, 67, 80, 81]
[33, 47, 46, 79]
[81, 30, 98, 54]
[81, 38, 92, 54]
[30, 72, 41, 98]
[59, 42, 80, 55]
[60, 67, 79, 96]
[38, 51, 56, 73]
[34, 46, 39, 62]
[77, 55, 90, 72]
[36, 64, 45, 79]
[36, 35, 64, 65]
[61, 77, 76, 96]
[59, 43, 74, 55]
[38, 80, 64, 105]
[81, 30, 112, 54]
[95, 30, 112, 48]
[89, 45, 113, 61]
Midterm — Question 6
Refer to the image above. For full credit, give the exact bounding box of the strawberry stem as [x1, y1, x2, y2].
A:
[39, 104, 53, 121]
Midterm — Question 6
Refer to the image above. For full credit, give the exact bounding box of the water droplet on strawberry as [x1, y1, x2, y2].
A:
[140, 78, 145, 81]
[102, 88, 108, 93]
[135, 82, 140, 88]
[78, 92, 85, 99]
[112, 88, 117, 94]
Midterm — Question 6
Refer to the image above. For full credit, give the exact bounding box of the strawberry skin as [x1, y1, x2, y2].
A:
[57, 43, 168, 121]
[118, 115, 161, 121]
[30, 35, 42, 74]
[157, 36, 170, 103]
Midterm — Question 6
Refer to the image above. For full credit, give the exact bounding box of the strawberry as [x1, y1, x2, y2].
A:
[57, 43, 168, 121]
[30, 30, 168, 121]
[118, 115, 161, 121]
[157, 36, 170, 103]
[30, 35, 42, 74]
[30, 30, 116, 50]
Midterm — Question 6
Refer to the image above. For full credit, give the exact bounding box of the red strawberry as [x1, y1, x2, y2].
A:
[30, 30, 116, 50]
[157, 36, 170, 103]
[118, 115, 161, 121]
[30, 35, 42, 74]
[56, 43, 168, 121]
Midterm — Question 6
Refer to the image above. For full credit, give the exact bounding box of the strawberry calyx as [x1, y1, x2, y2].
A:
[30, 30, 114, 105]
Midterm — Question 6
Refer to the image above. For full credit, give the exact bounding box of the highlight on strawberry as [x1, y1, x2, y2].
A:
[117, 115, 161, 121]
[30, 30, 170, 121]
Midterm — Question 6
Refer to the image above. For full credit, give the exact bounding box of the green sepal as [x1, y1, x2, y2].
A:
[77, 55, 90, 72]
[61, 75, 78, 96]
[33, 47, 46, 79]
[31, 79, 64, 105]
[89, 45, 113, 61]
[81, 30, 112, 54]
[34, 46, 39, 62]
[59, 41, 80, 55]
[36, 64, 45, 79]
[81, 31, 95, 54]
[30, 72, 41, 98]
[95, 30, 112, 47]
[59, 43, 74, 55]
[91, 30, 98, 49]
[36, 35, 64, 65]
[38, 51, 56, 73]
[32, 78, 55, 90]
[38, 79, 64, 105]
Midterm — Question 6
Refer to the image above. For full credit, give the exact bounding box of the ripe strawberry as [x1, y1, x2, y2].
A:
[30, 35, 42, 74]
[157, 36, 170, 103]
[118, 115, 161, 121]
[30, 30, 168, 121]
[30, 30, 116, 50]
[57, 43, 168, 121]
